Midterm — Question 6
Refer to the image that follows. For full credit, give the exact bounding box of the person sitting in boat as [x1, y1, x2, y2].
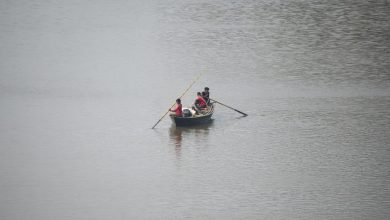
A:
[192, 92, 207, 113]
[169, 98, 183, 117]
[202, 87, 210, 104]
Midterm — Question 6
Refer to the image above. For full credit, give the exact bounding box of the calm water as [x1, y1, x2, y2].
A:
[1, 0, 390, 219]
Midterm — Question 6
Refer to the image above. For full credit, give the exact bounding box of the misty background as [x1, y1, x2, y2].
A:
[1, 0, 389, 219]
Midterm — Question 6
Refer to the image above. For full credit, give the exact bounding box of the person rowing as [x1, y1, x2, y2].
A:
[202, 87, 210, 104]
[192, 92, 207, 114]
[169, 98, 183, 116]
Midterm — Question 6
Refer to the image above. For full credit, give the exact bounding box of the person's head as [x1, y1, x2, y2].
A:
[176, 98, 181, 104]
[197, 92, 201, 96]
[204, 87, 209, 91]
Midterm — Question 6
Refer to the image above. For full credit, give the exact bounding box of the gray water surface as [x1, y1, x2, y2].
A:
[1, 0, 389, 219]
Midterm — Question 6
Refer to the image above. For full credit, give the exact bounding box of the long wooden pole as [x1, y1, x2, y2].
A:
[210, 98, 248, 116]
[151, 74, 202, 129]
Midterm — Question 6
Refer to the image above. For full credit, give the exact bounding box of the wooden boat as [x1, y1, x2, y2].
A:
[170, 104, 214, 127]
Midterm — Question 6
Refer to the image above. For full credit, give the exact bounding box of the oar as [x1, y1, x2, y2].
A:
[210, 98, 248, 116]
[151, 74, 202, 129]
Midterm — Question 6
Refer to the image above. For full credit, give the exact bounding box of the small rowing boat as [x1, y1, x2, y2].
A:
[170, 104, 214, 127]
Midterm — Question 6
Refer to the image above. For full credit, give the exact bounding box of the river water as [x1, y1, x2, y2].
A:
[1, 0, 389, 219]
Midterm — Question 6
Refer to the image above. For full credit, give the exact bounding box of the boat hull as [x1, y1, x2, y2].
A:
[170, 105, 214, 127]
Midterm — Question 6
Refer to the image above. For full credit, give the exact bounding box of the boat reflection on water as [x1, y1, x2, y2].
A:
[168, 120, 214, 158]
